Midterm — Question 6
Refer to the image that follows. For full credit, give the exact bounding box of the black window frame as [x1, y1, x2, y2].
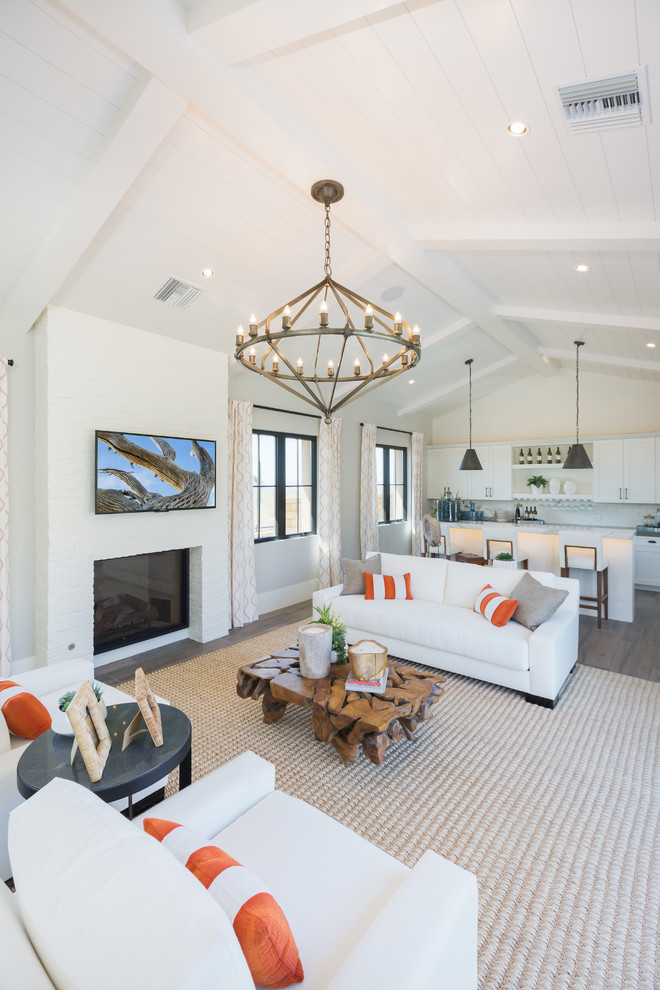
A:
[376, 443, 408, 524]
[253, 429, 317, 543]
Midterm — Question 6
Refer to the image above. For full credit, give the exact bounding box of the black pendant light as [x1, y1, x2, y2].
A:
[564, 340, 593, 470]
[459, 358, 483, 471]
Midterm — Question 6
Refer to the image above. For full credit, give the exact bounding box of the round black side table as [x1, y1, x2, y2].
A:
[17, 703, 192, 817]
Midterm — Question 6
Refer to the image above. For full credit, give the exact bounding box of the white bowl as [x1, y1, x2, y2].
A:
[563, 480, 577, 495]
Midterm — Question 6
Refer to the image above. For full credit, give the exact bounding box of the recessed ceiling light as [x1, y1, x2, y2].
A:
[408, 379, 415, 385]
[575, 264, 590, 272]
[507, 121, 529, 136]
[381, 286, 404, 302]
[201, 268, 214, 279]
[647, 341, 656, 348]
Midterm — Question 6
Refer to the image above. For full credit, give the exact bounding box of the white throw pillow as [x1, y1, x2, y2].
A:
[9, 778, 253, 990]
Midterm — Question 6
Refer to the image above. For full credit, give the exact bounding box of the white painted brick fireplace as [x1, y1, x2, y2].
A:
[34, 308, 229, 667]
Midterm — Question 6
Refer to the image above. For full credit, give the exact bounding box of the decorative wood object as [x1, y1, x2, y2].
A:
[348, 639, 388, 681]
[237, 649, 445, 766]
[134, 667, 163, 747]
[67, 681, 111, 783]
[298, 623, 332, 678]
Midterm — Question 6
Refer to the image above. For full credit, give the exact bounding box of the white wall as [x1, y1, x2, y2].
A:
[33, 308, 229, 667]
[432, 370, 660, 444]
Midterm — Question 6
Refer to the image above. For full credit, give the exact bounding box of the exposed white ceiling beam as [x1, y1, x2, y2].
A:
[187, 0, 410, 64]
[416, 222, 660, 252]
[0, 75, 185, 335]
[57, 0, 554, 379]
[496, 306, 660, 333]
[397, 356, 518, 416]
[542, 348, 660, 373]
[424, 317, 472, 352]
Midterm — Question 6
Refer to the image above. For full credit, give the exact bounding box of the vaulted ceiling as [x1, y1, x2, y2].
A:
[1, 0, 659, 418]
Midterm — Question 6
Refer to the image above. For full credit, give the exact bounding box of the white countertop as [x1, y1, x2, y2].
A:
[449, 521, 635, 540]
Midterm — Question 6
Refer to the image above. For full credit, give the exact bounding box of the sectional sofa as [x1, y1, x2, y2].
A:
[313, 553, 579, 708]
[3, 751, 478, 990]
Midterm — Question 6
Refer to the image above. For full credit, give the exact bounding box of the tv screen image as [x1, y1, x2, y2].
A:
[95, 432, 216, 513]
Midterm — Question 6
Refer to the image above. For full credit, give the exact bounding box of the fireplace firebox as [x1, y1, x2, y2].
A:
[94, 549, 189, 654]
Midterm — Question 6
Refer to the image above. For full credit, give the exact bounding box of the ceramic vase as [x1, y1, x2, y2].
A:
[548, 478, 561, 494]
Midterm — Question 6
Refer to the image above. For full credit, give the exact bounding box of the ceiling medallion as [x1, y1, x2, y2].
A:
[234, 180, 421, 423]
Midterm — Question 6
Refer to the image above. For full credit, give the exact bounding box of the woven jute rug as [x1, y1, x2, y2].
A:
[120, 625, 660, 990]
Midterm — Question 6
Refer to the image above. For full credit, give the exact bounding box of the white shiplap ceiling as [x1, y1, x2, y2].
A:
[1, 0, 659, 417]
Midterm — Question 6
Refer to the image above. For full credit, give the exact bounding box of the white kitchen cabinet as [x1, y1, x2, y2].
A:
[478, 445, 512, 501]
[425, 445, 509, 501]
[593, 438, 656, 503]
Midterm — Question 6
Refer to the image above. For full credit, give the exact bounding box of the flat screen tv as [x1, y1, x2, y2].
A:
[95, 431, 216, 514]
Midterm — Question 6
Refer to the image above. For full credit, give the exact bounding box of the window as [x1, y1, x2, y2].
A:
[253, 431, 316, 541]
[376, 444, 407, 523]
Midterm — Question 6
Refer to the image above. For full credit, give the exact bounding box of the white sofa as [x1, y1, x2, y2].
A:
[313, 553, 579, 708]
[0, 657, 166, 880]
[3, 751, 478, 990]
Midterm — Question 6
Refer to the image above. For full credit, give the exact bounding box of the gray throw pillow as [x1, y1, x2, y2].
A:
[340, 554, 381, 596]
[512, 572, 569, 630]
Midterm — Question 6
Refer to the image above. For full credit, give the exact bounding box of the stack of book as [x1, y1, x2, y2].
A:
[344, 667, 388, 694]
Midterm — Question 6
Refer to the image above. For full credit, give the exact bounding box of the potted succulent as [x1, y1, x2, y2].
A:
[527, 475, 548, 496]
[311, 604, 348, 664]
[52, 682, 106, 735]
[492, 551, 518, 570]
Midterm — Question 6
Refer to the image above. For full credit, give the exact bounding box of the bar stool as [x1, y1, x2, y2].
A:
[422, 515, 462, 560]
[559, 531, 608, 628]
[481, 526, 528, 569]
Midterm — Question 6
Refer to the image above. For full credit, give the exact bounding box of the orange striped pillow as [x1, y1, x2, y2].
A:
[363, 573, 413, 600]
[0, 681, 51, 739]
[144, 819, 303, 988]
[473, 585, 518, 627]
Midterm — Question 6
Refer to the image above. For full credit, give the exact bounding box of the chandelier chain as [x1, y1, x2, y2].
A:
[324, 203, 332, 278]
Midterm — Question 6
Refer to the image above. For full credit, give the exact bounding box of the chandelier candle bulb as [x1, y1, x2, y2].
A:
[248, 347, 256, 366]
[282, 305, 291, 330]
[297, 357, 303, 373]
[365, 304, 374, 330]
[382, 353, 389, 365]
[327, 359, 334, 377]
[319, 300, 329, 327]
[272, 356, 279, 374]
[412, 325, 421, 346]
[354, 358, 361, 375]
[248, 314, 258, 337]
[394, 312, 402, 335]
[235, 326, 244, 346]
[401, 352, 408, 366]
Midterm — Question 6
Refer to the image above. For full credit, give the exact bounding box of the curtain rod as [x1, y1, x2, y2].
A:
[360, 422, 413, 437]
[253, 403, 321, 421]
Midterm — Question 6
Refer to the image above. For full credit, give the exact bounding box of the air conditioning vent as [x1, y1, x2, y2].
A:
[557, 67, 650, 133]
[153, 277, 201, 309]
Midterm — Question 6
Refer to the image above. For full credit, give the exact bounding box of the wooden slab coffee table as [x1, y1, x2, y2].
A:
[237, 647, 445, 766]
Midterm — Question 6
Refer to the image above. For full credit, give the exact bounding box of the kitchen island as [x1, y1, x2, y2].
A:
[446, 522, 635, 622]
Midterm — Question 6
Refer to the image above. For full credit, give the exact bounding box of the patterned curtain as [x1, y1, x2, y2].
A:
[318, 417, 342, 588]
[411, 431, 424, 556]
[0, 361, 9, 676]
[359, 422, 378, 558]
[228, 398, 258, 628]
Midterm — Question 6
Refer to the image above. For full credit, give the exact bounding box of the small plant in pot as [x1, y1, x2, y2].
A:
[53, 682, 106, 735]
[493, 550, 518, 569]
[527, 475, 548, 495]
[311, 604, 347, 663]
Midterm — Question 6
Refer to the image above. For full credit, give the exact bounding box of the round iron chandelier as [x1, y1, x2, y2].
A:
[234, 180, 421, 423]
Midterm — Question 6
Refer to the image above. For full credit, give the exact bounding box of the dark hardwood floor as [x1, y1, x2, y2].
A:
[99, 590, 659, 687]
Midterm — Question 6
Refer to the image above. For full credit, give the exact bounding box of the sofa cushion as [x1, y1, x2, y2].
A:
[0, 682, 51, 739]
[378, 553, 448, 604]
[214, 790, 408, 989]
[334, 598, 531, 671]
[340, 554, 381, 596]
[9, 778, 253, 990]
[511, 572, 569, 630]
[364, 573, 412, 600]
[0, 882, 56, 990]
[473, 585, 518, 627]
[144, 818, 303, 988]
[445, 561, 530, 609]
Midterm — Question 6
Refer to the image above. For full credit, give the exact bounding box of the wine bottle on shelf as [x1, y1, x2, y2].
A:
[527, 448, 533, 464]
[555, 447, 561, 463]
[518, 448, 524, 464]
[546, 447, 552, 463]
[536, 447, 542, 463]
[533, 506, 537, 517]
